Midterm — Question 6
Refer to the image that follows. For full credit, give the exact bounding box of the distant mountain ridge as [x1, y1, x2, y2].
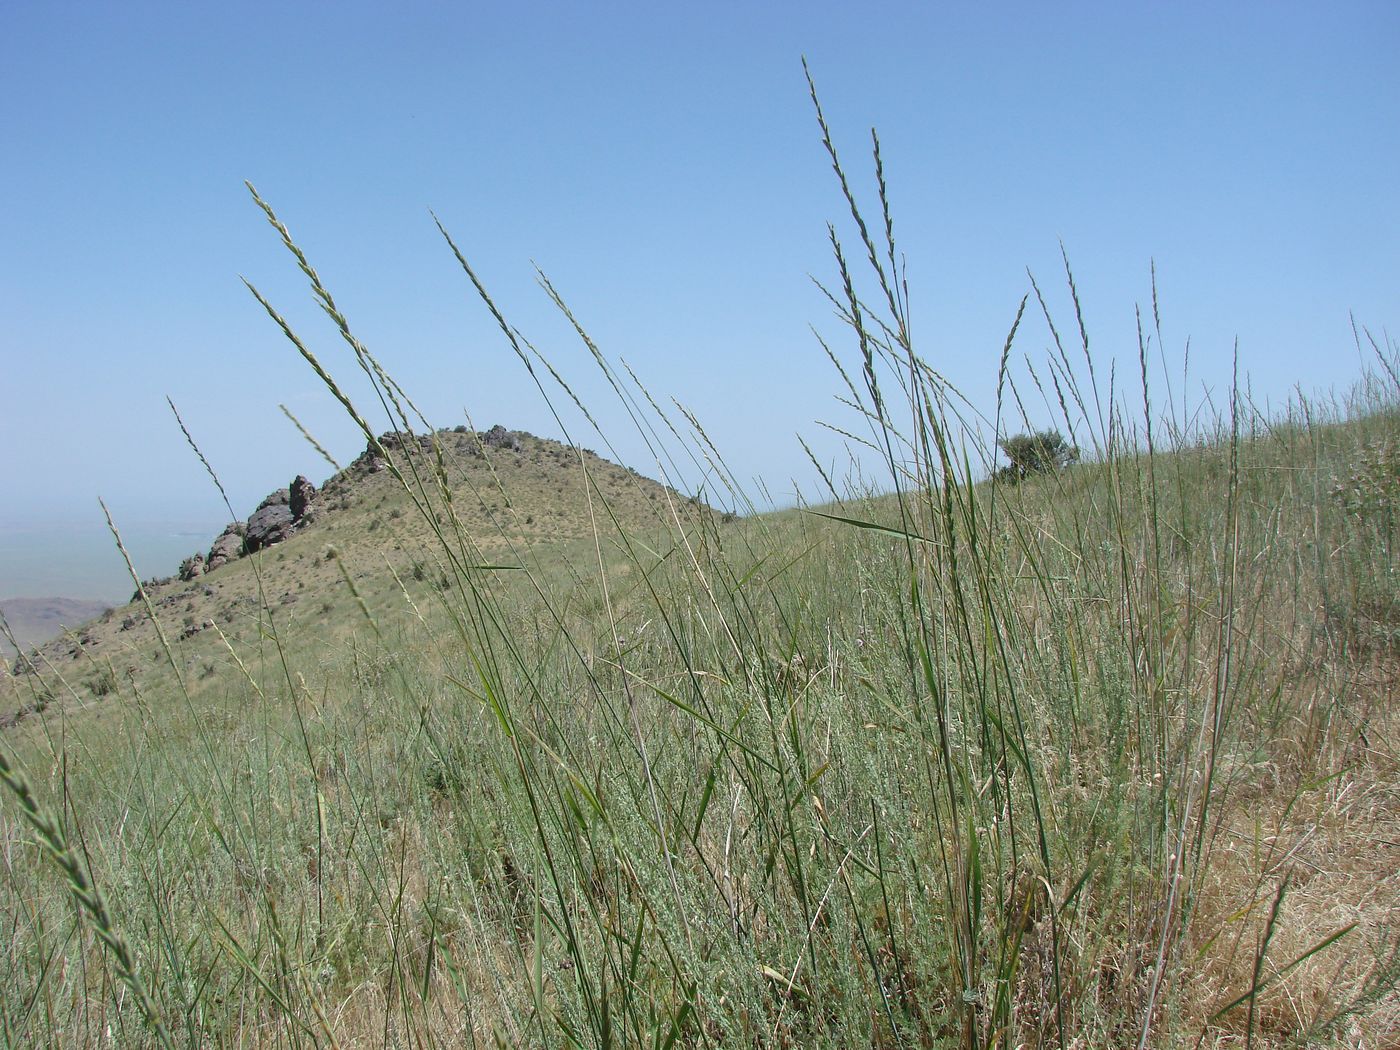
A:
[0, 598, 113, 658]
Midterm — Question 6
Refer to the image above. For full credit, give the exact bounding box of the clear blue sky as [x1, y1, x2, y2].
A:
[2, 2, 1397, 598]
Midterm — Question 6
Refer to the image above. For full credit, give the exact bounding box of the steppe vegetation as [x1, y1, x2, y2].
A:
[2, 88, 1398, 1047]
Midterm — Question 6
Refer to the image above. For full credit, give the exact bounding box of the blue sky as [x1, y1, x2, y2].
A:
[1, 2, 1397, 598]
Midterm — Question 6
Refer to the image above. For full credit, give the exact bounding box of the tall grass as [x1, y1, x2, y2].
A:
[2, 82, 1398, 1048]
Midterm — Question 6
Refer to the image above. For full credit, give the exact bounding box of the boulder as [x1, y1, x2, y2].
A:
[206, 523, 246, 571]
[178, 552, 206, 581]
[256, 488, 290, 511]
[373, 431, 409, 456]
[245, 503, 294, 552]
[483, 424, 521, 452]
[289, 475, 316, 521]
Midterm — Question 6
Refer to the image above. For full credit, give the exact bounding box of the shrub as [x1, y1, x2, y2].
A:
[997, 428, 1079, 481]
[89, 669, 117, 698]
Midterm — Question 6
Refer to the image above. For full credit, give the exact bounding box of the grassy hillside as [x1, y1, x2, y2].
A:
[1, 163, 1397, 1048]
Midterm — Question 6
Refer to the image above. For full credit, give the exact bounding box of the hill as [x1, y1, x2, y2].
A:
[1, 423, 695, 724]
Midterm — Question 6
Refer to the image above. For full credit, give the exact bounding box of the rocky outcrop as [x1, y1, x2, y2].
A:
[174, 427, 544, 584]
[199, 475, 320, 572]
[256, 488, 290, 511]
[347, 427, 525, 473]
[483, 424, 522, 452]
[207, 523, 246, 570]
[179, 552, 206, 581]
[130, 576, 174, 603]
[290, 475, 316, 522]
[245, 503, 294, 552]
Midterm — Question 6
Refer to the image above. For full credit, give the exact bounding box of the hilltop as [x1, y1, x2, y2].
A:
[1, 423, 694, 723]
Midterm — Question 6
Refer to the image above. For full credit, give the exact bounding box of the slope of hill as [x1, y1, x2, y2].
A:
[2, 388, 1396, 1046]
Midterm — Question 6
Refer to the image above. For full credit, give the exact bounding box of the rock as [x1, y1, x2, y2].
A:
[256, 488, 290, 511]
[373, 431, 410, 456]
[207, 523, 246, 570]
[289, 475, 316, 521]
[483, 424, 521, 452]
[131, 576, 174, 603]
[245, 503, 294, 552]
[179, 552, 206, 581]
[178, 619, 215, 641]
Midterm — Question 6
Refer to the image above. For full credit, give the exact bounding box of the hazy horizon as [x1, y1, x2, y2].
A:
[0, 517, 227, 604]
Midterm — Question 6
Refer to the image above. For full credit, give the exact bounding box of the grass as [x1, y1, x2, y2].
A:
[1, 86, 1398, 1048]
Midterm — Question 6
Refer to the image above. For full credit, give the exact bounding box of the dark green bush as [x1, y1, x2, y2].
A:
[997, 429, 1079, 481]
